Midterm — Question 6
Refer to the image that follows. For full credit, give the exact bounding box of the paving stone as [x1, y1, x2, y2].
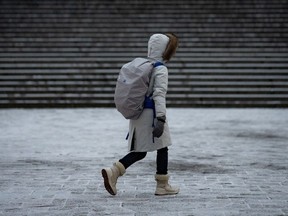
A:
[0, 108, 288, 215]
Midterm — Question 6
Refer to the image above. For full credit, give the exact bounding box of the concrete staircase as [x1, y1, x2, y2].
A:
[0, 0, 288, 108]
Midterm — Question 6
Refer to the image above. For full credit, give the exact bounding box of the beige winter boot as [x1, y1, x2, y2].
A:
[101, 161, 126, 195]
[155, 174, 180, 196]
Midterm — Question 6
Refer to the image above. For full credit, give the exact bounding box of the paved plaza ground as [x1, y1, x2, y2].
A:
[0, 108, 287, 216]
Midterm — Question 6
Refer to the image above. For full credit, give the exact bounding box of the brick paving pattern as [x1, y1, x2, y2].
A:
[0, 108, 287, 216]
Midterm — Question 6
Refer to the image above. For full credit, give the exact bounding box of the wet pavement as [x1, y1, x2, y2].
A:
[0, 108, 287, 216]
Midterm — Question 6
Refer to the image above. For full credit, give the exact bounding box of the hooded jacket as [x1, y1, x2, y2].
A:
[127, 34, 172, 152]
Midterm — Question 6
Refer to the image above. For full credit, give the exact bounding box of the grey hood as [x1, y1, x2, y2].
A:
[147, 34, 169, 62]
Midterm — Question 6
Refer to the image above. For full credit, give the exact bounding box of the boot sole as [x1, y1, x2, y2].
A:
[155, 192, 179, 196]
[101, 169, 116, 195]
[154, 192, 179, 196]
[155, 188, 180, 196]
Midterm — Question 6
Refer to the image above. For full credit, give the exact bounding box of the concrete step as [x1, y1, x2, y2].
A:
[1, 37, 287, 43]
[1, 7, 287, 15]
[2, 18, 287, 24]
[1, 52, 287, 58]
[1, 81, 287, 88]
[169, 87, 288, 94]
[1, 69, 288, 74]
[1, 14, 287, 21]
[1, 42, 287, 48]
[1, 94, 287, 104]
[1, 63, 287, 69]
[1, 57, 288, 63]
[0, 99, 284, 108]
[2, 27, 287, 33]
[0, 71, 283, 79]
[166, 100, 288, 107]
[1, 2, 287, 8]
[1, 75, 287, 82]
[1, 47, 287, 53]
[1, 30, 287, 36]
[28, 38, 284, 44]
[1, 87, 287, 95]
[0, 0, 286, 3]
[1, 22, 287, 29]
[1, 9, 287, 17]
[1, 93, 287, 99]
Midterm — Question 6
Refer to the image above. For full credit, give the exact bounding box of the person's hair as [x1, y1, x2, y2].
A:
[162, 33, 179, 61]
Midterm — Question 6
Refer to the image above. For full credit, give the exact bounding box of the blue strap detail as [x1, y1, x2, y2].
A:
[144, 96, 156, 143]
[153, 61, 164, 68]
[144, 96, 156, 123]
[152, 106, 156, 143]
[143, 96, 154, 109]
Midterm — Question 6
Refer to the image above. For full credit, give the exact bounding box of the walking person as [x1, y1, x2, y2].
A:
[101, 33, 179, 196]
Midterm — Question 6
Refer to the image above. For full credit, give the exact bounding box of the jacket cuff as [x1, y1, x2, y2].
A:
[157, 116, 166, 123]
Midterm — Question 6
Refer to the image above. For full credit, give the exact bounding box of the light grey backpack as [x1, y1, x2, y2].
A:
[114, 57, 163, 119]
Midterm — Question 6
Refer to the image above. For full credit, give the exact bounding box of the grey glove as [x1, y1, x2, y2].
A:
[153, 116, 166, 138]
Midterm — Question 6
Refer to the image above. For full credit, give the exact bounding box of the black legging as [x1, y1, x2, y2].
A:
[119, 147, 168, 175]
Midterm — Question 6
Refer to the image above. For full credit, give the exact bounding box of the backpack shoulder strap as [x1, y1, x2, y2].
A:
[153, 61, 164, 68]
[145, 57, 164, 68]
